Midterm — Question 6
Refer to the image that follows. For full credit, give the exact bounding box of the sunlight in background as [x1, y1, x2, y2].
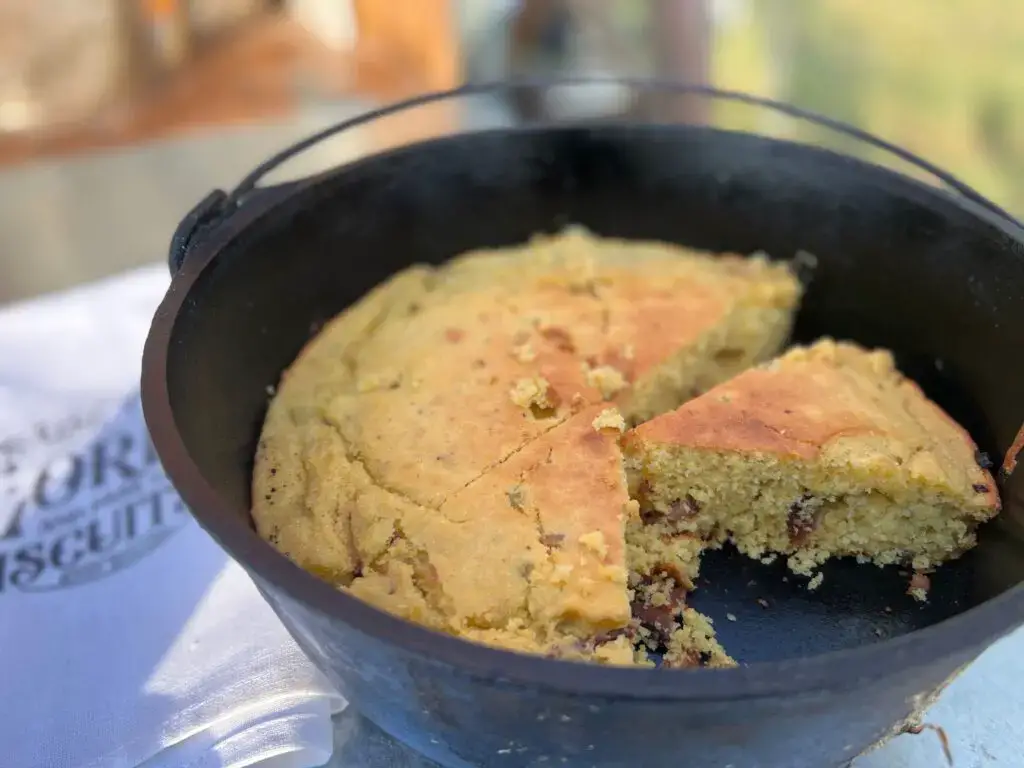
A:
[1, 0, 1022, 304]
[712, 0, 1024, 212]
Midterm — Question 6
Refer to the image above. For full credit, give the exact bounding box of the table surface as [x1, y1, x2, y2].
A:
[2, 4, 1021, 765]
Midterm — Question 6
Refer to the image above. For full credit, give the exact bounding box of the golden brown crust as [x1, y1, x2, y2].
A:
[627, 339, 1000, 514]
[252, 227, 800, 659]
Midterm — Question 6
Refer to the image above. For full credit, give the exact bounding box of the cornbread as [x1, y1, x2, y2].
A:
[252, 227, 800, 664]
[253, 227, 1000, 667]
[624, 339, 1001, 593]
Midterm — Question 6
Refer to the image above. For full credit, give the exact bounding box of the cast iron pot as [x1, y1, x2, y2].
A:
[141, 82, 1024, 768]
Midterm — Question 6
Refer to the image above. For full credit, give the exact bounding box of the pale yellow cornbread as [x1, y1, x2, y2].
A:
[252, 227, 799, 664]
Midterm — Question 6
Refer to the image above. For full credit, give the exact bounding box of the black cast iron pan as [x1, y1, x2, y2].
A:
[142, 81, 1024, 768]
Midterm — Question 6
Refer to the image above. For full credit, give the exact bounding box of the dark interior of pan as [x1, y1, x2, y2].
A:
[148, 118, 1024, 768]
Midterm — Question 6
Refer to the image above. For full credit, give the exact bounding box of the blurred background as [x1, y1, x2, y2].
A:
[1, 0, 1022, 304]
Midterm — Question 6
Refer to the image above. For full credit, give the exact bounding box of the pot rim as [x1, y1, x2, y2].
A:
[142, 84, 1024, 702]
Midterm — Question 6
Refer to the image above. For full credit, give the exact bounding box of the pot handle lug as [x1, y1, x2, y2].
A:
[168, 183, 303, 275]
[168, 189, 229, 275]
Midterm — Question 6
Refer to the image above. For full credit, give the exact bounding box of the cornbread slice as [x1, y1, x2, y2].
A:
[252, 227, 801, 663]
[623, 339, 1001, 587]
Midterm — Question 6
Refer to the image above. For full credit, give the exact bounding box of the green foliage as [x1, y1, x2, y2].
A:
[715, 0, 1024, 214]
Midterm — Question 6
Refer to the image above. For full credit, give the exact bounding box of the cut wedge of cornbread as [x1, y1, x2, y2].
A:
[623, 339, 1001, 589]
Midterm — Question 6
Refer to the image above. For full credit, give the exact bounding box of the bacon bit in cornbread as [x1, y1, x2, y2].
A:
[540, 326, 576, 353]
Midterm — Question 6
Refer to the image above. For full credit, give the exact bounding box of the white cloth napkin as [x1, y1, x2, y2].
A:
[0, 266, 345, 768]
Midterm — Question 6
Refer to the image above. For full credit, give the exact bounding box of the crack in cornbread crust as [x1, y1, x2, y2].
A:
[624, 339, 1001, 583]
[253, 227, 801, 662]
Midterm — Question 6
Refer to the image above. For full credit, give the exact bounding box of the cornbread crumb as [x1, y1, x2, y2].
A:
[592, 407, 626, 434]
[807, 572, 824, 591]
[512, 342, 537, 362]
[510, 375, 558, 413]
[908, 572, 931, 602]
[622, 499, 640, 522]
[579, 531, 610, 559]
[585, 363, 629, 400]
[663, 609, 735, 668]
